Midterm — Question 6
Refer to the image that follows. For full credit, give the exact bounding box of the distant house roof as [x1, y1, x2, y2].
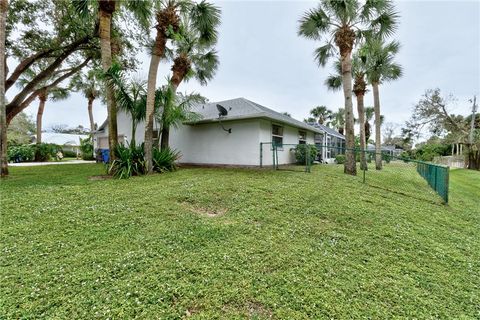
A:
[306, 122, 345, 139]
[187, 97, 324, 133]
[35, 133, 88, 146]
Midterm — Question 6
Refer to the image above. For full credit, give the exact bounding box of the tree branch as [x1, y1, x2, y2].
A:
[6, 57, 91, 124]
[6, 35, 91, 102]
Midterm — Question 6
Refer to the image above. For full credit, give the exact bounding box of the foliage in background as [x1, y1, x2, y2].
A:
[335, 154, 346, 164]
[33, 143, 58, 162]
[293, 144, 317, 164]
[79, 137, 94, 160]
[7, 112, 35, 145]
[7, 144, 35, 162]
[152, 147, 180, 173]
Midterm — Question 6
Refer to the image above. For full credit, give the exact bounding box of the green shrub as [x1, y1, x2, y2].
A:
[79, 137, 94, 160]
[63, 150, 77, 158]
[33, 143, 58, 162]
[293, 144, 317, 164]
[335, 154, 346, 164]
[7, 145, 35, 162]
[108, 143, 146, 179]
[152, 147, 181, 173]
[382, 152, 392, 164]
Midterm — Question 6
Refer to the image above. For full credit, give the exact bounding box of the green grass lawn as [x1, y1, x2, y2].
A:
[1, 164, 479, 318]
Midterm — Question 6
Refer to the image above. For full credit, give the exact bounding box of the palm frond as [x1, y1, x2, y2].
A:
[298, 7, 330, 40]
[325, 75, 343, 91]
[190, 0, 221, 45]
[314, 43, 335, 67]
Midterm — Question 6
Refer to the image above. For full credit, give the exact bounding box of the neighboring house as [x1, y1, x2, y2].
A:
[366, 144, 403, 157]
[32, 132, 88, 154]
[307, 122, 346, 163]
[94, 97, 344, 166]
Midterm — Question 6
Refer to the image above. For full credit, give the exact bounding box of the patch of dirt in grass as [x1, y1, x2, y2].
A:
[180, 201, 228, 217]
[222, 301, 274, 319]
[88, 175, 112, 181]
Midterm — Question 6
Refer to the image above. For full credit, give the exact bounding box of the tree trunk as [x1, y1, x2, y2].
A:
[341, 52, 356, 175]
[36, 93, 47, 144]
[356, 93, 367, 170]
[0, 0, 8, 177]
[372, 82, 382, 170]
[144, 30, 166, 173]
[160, 127, 169, 150]
[88, 97, 95, 134]
[131, 120, 136, 147]
[99, 3, 117, 162]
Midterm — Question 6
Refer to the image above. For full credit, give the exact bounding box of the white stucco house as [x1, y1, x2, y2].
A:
[94, 97, 345, 166]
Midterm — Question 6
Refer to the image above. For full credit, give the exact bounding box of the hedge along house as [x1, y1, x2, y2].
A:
[94, 97, 344, 166]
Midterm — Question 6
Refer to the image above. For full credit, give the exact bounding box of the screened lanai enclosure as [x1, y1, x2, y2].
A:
[311, 124, 346, 163]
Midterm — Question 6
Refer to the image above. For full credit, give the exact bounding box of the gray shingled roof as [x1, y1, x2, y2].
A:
[307, 122, 345, 139]
[186, 97, 324, 133]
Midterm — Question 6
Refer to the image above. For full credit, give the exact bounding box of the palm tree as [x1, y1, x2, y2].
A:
[158, 5, 220, 150]
[102, 63, 147, 147]
[75, 0, 152, 161]
[0, 0, 8, 177]
[144, 0, 182, 172]
[364, 38, 402, 170]
[155, 85, 205, 145]
[325, 55, 368, 169]
[310, 105, 332, 125]
[298, 0, 398, 175]
[330, 108, 345, 135]
[17, 66, 70, 144]
[364, 106, 374, 143]
[73, 70, 101, 134]
[35, 87, 69, 144]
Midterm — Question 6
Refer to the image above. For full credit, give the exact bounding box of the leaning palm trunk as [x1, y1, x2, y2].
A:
[0, 0, 8, 177]
[341, 53, 356, 175]
[145, 23, 168, 172]
[99, 1, 118, 161]
[87, 97, 95, 135]
[145, 53, 162, 173]
[372, 82, 382, 170]
[356, 93, 367, 170]
[36, 94, 46, 144]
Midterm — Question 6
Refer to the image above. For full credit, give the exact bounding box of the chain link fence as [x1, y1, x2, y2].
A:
[260, 142, 449, 204]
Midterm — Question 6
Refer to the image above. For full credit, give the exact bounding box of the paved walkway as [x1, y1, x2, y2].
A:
[10, 160, 96, 167]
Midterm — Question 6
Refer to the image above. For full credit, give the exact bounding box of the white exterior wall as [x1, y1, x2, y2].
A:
[93, 111, 155, 150]
[94, 114, 319, 167]
[170, 120, 261, 166]
[259, 119, 315, 166]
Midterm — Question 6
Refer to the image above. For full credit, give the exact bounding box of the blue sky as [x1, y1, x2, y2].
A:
[15, 0, 480, 135]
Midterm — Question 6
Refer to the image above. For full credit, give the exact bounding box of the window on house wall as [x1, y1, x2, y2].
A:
[298, 130, 307, 144]
[272, 124, 283, 147]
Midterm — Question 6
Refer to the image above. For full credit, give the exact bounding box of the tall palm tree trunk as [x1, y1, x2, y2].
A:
[99, 0, 117, 161]
[131, 120, 137, 147]
[372, 81, 382, 170]
[0, 0, 8, 177]
[36, 92, 47, 144]
[341, 53, 356, 175]
[145, 30, 167, 172]
[87, 97, 95, 135]
[356, 93, 367, 170]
